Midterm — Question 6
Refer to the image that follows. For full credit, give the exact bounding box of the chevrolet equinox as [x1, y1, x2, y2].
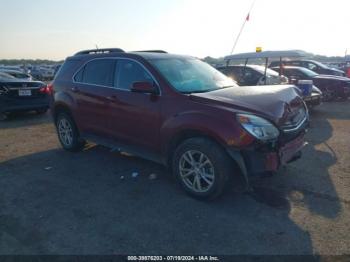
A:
[51, 48, 308, 199]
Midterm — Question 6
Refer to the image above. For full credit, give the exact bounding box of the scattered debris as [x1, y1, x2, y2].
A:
[120, 176, 125, 181]
[132, 172, 139, 178]
[44, 167, 53, 171]
[149, 173, 158, 180]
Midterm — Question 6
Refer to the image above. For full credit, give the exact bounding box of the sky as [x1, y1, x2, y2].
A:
[0, 0, 349, 60]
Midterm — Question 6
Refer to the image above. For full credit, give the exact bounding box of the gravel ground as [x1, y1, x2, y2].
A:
[0, 101, 349, 255]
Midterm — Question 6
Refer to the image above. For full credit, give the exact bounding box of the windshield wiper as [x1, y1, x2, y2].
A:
[183, 89, 214, 94]
[183, 85, 235, 94]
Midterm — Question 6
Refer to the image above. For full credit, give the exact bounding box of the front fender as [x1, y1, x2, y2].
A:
[160, 110, 254, 153]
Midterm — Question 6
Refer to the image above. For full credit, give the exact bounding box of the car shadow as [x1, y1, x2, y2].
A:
[0, 145, 314, 255]
[253, 103, 341, 221]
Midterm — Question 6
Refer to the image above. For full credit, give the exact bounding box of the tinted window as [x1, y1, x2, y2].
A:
[74, 67, 84, 82]
[116, 60, 153, 90]
[82, 59, 116, 86]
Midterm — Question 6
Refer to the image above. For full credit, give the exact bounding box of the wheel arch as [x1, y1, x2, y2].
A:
[164, 129, 230, 168]
[52, 102, 74, 122]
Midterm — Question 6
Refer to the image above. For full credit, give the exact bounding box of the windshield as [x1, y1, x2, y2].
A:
[150, 58, 237, 93]
[250, 65, 280, 77]
[312, 60, 329, 69]
[298, 67, 319, 77]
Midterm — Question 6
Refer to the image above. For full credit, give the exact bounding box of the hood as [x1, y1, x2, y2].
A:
[189, 85, 305, 126]
[313, 74, 350, 82]
[328, 67, 345, 74]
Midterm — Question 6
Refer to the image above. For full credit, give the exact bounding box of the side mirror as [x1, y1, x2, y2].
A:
[131, 81, 157, 94]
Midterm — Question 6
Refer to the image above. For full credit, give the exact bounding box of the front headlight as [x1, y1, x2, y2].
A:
[237, 114, 280, 141]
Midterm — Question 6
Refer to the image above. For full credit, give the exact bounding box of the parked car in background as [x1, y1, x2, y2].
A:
[0, 69, 32, 81]
[52, 48, 308, 199]
[0, 72, 51, 120]
[217, 65, 289, 86]
[218, 65, 322, 108]
[30, 66, 55, 81]
[271, 66, 350, 101]
[54, 64, 62, 77]
[0, 66, 23, 72]
[270, 60, 345, 77]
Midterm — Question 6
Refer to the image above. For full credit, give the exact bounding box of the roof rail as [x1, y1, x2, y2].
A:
[74, 48, 125, 56]
[134, 50, 168, 53]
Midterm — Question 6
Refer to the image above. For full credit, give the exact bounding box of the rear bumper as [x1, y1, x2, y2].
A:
[227, 133, 306, 177]
[0, 97, 49, 113]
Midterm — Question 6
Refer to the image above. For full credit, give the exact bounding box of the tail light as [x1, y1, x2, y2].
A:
[39, 83, 53, 94]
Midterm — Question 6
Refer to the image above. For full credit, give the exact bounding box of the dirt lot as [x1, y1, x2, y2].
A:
[0, 102, 349, 255]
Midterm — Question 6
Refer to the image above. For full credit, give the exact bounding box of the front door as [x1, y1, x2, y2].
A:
[106, 59, 161, 153]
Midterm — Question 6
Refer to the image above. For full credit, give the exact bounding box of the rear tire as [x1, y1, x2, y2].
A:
[172, 137, 233, 200]
[55, 112, 85, 152]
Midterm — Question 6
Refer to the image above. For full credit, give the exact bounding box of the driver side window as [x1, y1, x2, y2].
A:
[115, 60, 153, 90]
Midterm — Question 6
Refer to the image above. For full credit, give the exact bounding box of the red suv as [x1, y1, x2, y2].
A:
[51, 48, 308, 199]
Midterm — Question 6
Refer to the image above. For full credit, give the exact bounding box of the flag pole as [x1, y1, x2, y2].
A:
[230, 0, 256, 55]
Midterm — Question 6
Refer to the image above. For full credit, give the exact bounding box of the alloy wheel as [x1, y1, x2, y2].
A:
[179, 150, 215, 193]
[58, 118, 73, 147]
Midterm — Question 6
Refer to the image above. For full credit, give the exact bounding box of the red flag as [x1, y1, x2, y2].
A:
[246, 13, 250, 21]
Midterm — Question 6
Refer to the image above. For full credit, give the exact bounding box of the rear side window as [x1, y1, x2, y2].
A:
[115, 60, 153, 90]
[79, 59, 116, 87]
[74, 68, 84, 82]
[56, 59, 81, 80]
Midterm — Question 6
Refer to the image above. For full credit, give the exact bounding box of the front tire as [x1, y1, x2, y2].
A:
[172, 138, 232, 200]
[55, 112, 85, 152]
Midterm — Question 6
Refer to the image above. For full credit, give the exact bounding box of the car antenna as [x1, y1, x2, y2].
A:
[230, 0, 256, 55]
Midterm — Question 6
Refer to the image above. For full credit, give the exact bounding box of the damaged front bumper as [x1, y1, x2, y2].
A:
[227, 132, 307, 177]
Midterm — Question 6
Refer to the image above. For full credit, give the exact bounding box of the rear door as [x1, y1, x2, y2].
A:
[106, 58, 161, 152]
[72, 58, 117, 136]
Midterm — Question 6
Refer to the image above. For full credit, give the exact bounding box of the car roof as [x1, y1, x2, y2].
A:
[129, 52, 193, 60]
[69, 49, 194, 61]
[219, 64, 265, 69]
[0, 69, 27, 74]
[224, 50, 307, 60]
[271, 66, 303, 70]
